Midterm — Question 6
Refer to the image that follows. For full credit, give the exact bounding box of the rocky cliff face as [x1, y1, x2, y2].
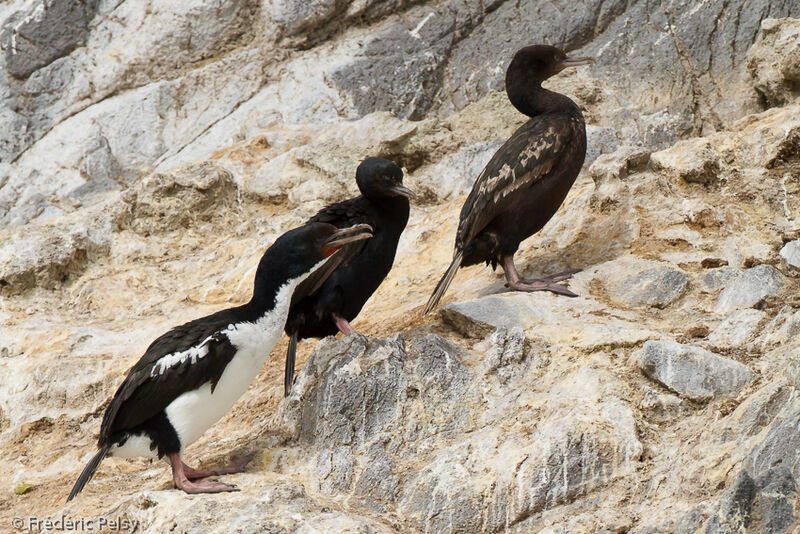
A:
[1, 2, 799, 533]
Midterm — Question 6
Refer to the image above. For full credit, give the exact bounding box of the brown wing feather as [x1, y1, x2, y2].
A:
[455, 118, 566, 251]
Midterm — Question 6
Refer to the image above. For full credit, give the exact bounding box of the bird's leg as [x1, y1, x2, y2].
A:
[168, 452, 240, 494]
[501, 255, 580, 297]
[181, 455, 253, 480]
[333, 314, 355, 335]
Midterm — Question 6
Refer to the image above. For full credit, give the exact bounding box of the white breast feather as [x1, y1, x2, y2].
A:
[162, 259, 326, 450]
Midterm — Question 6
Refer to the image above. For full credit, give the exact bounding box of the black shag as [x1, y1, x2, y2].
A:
[283, 157, 412, 396]
[424, 45, 594, 314]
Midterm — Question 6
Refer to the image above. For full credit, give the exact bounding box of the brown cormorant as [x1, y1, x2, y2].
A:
[424, 45, 594, 314]
[283, 157, 412, 396]
[67, 223, 372, 500]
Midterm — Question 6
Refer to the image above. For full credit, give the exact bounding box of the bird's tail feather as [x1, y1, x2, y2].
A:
[67, 444, 109, 502]
[284, 332, 298, 397]
[423, 252, 463, 315]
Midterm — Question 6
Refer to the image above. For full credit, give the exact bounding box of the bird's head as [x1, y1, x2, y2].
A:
[263, 222, 373, 284]
[356, 157, 415, 200]
[506, 45, 595, 85]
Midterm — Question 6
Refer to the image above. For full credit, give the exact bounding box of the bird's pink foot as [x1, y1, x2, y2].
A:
[501, 256, 580, 297]
[506, 278, 579, 297]
[169, 452, 244, 494]
[176, 477, 240, 494]
[333, 314, 355, 335]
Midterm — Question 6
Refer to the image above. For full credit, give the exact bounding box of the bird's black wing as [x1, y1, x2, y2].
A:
[289, 196, 372, 307]
[455, 117, 566, 251]
[99, 312, 238, 442]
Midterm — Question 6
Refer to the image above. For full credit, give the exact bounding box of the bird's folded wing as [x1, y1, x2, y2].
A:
[290, 197, 371, 307]
[455, 119, 565, 250]
[99, 318, 236, 439]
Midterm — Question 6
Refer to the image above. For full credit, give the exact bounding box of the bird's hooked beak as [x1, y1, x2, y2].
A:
[322, 224, 373, 256]
[555, 55, 595, 73]
[389, 184, 416, 199]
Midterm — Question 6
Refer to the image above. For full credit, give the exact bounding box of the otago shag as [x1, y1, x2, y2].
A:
[424, 45, 594, 314]
[283, 157, 413, 396]
[67, 223, 372, 500]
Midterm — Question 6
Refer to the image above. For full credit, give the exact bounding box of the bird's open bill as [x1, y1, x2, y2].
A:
[556, 55, 595, 71]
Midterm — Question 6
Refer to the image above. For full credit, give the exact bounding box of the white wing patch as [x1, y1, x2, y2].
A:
[149, 256, 330, 379]
[149, 330, 225, 377]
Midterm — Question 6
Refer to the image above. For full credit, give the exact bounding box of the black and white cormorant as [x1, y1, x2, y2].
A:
[283, 157, 413, 396]
[424, 45, 594, 314]
[67, 222, 372, 500]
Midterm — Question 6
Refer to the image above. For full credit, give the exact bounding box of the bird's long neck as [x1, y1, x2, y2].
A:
[507, 82, 581, 119]
[375, 196, 410, 230]
[244, 262, 298, 321]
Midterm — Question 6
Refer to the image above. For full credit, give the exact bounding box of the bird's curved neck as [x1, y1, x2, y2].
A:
[507, 82, 580, 118]
[245, 263, 296, 318]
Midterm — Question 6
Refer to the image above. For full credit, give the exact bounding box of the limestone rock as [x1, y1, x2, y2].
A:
[441, 291, 659, 351]
[640, 387, 687, 422]
[1, 0, 98, 79]
[707, 309, 767, 350]
[779, 240, 800, 269]
[0, 197, 119, 295]
[609, 265, 689, 308]
[747, 18, 800, 106]
[715, 265, 787, 313]
[588, 145, 651, 182]
[786, 351, 800, 390]
[761, 307, 800, 348]
[700, 266, 741, 292]
[636, 340, 755, 401]
[120, 163, 239, 235]
[279, 335, 641, 532]
[412, 140, 503, 201]
[651, 138, 720, 184]
[585, 125, 619, 167]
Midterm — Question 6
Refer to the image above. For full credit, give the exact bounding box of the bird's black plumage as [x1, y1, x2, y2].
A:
[68, 222, 373, 501]
[283, 157, 412, 395]
[424, 45, 594, 314]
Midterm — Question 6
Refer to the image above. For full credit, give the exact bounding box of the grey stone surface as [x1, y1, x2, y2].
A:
[1, 0, 98, 79]
[640, 386, 687, 422]
[754, 466, 796, 533]
[651, 138, 720, 184]
[760, 306, 800, 348]
[636, 340, 755, 401]
[279, 334, 641, 533]
[329, 2, 489, 121]
[610, 265, 689, 308]
[585, 125, 619, 167]
[715, 265, 787, 313]
[441, 294, 540, 337]
[743, 398, 800, 483]
[482, 326, 527, 384]
[704, 470, 757, 533]
[588, 145, 651, 183]
[707, 309, 767, 349]
[785, 350, 800, 390]
[717, 383, 792, 440]
[119, 162, 239, 234]
[0, 196, 120, 295]
[700, 266, 742, 292]
[779, 240, 800, 268]
[442, 0, 800, 145]
[747, 18, 800, 106]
